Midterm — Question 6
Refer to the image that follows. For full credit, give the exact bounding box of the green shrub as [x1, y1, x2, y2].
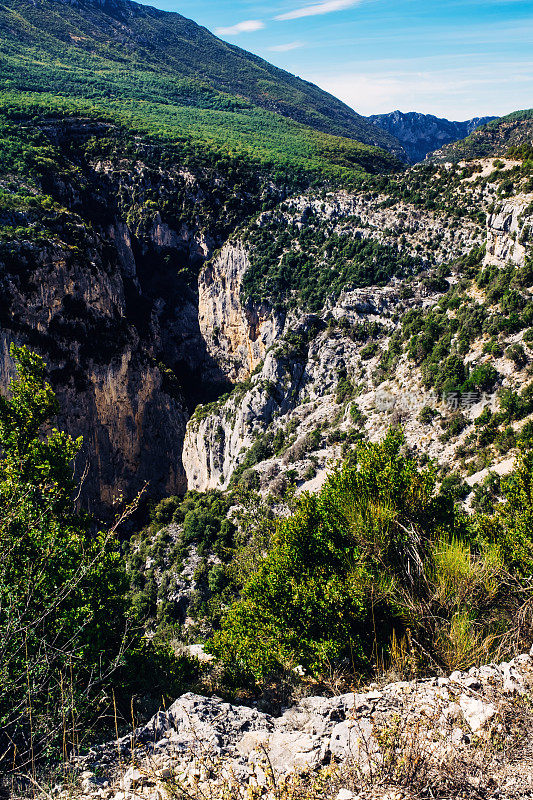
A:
[152, 496, 181, 526]
[471, 473, 501, 514]
[238, 468, 260, 491]
[210, 430, 450, 679]
[463, 363, 499, 392]
[477, 447, 533, 578]
[439, 473, 470, 502]
[419, 406, 437, 425]
[506, 343, 528, 368]
[335, 373, 355, 405]
[360, 342, 378, 360]
[0, 346, 128, 768]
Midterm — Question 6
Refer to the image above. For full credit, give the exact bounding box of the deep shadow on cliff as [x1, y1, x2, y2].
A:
[0, 117, 271, 516]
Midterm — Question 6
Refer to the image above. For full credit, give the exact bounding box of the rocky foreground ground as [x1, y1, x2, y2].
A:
[66, 650, 533, 800]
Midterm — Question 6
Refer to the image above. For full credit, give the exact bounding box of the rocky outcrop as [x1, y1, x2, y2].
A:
[181, 188, 533, 495]
[198, 243, 284, 382]
[76, 651, 533, 798]
[485, 195, 532, 268]
[183, 337, 308, 490]
[182, 189, 488, 492]
[282, 191, 485, 264]
[183, 282, 428, 493]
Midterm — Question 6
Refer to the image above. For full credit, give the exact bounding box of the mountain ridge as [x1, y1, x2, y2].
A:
[431, 109, 533, 162]
[0, 0, 406, 159]
[369, 110, 497, 162]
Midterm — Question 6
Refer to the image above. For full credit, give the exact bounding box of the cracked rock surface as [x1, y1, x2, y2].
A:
[73, 651, 533, 800]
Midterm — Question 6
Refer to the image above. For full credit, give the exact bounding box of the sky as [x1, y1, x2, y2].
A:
[142, 0, 532, 120]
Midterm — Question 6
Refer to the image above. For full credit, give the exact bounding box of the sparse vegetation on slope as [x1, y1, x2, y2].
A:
[242, 207, 424, 311]
[432, 109, 533, 163]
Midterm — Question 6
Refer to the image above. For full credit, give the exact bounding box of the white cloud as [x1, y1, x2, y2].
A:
[306, 62, 533, 119]
[215, 19, 265, 36]
[275, 0, 361, 21]
[267, 41, 305, 51]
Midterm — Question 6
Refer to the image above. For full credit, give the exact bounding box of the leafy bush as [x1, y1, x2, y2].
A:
[419, 406, 437, 425]
[477, 447, 533, 578]
[210, 430, 450, 679]
[335, 369, 355, 404]
[360, 342, 379, 360]
[506, 343, 528, 368]
[152, 496, 181, 525]
[0, 346, 128, 768]
[440, 473, 470, 502]
[211, 425, 533, 682]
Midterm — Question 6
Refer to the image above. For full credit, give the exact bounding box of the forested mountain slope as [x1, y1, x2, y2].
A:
[0, 0, 404, 159]
[432, 109, 533, 162]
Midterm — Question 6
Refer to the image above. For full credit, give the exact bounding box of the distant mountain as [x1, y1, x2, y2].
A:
[368, 111, 497, 163]
[431, 109, 533, 162]
[0, 0, 404, 163]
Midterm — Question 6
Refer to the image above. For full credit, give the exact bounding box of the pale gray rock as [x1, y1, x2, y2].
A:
[459, 695, 497, 734]
[185, 644, 214, 663]
[336, 790, 355, 800]
[75, 651, 533, 795]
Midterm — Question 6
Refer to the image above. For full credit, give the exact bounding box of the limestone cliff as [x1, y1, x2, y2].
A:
[182, 188, 533, 495]
[182, 333, 308, 491]
[485, 195, 532, 267]
[198, 243, 284, 382]
[0, 118, 266, 514]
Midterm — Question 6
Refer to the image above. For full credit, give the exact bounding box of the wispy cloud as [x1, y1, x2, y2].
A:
[307, 61, 533, 118]
[267, 41, 305, 51]
[215, 19, 265, 35]
[275, 0, 361, 21]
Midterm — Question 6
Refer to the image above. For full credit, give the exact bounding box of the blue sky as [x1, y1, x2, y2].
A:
[146, 0, 532, 120]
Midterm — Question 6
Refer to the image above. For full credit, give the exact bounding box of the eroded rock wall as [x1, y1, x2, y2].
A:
[198, 242, 284, 382]
[0, 120, 264, 514]
[182, 191, 533, 494]
[485, 195, 532, 267]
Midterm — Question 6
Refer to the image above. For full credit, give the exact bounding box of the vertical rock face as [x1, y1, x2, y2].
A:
[198, 243, 284, 382]
[182, 346, 306, 490]
[0, 119, 264, 515]
[0, 232, 190, 514]
[485, 197, 531, 268]
[66, 353, 188, 511]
